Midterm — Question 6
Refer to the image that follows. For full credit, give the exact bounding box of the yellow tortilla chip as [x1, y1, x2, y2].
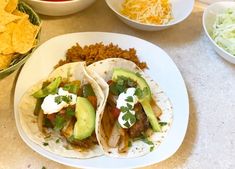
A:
[0, 0, 8, 9]
[5, 0, 18, 13]
[0, 53, 12, 70]
[0, 22, 16, 54]
[0, 23, 6, 32]
[12, 18, 39, 54]
[0, 9, 20, 25]
[12, 9, 29, 19]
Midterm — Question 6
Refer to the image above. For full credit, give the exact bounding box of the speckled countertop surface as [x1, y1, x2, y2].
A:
[0, 1, 235, 169]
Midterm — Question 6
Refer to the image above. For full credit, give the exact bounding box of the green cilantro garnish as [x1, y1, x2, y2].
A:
[63, 84, 79, 94]
[54, 95, 72, 104]
[125, 96, 133, 102]
[134, 87, 149, 100]
[54, 96, 62, 104]
[159, 122, 168, 126]
[66, 107, 75, 117]
[44, 118, 53, 128]
[123, 121, 130, 128]
[141, 137, 155, 152]
[126, 103, 133, 109]
[43, 142, 48, 146]
[54, 115, 65, 131]
[121, 107, 136, 128]
[150, 146, 154, 152]
[120, 106, 128, 113]
[110, 76, 137, 96]
[42, 166, 46, 169]
[55, 138, 60, 143]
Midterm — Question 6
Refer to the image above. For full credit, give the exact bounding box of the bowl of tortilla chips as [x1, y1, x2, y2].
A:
[0, 0, 41, 79]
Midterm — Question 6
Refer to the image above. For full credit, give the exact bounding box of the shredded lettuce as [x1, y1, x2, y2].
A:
[211, 9, 235, 56]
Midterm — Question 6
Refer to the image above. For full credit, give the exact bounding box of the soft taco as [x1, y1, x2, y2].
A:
[19, 62, 105, 158]
[87, 58, 173, 158]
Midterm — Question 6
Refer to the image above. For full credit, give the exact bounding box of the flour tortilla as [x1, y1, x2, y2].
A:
[19, 62, 105, 158]
[87, 58, 173, 158]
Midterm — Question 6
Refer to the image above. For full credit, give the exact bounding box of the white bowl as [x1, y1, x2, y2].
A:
[203, 1, 235, 64]
[23, 0, 95, 16]
[105, 0, 194, 31]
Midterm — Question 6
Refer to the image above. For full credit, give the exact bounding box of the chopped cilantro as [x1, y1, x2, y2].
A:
[123, 121, 130, 128]
[54, 115, 65, 131]
[125, 96, 133, 102]
[134, 87, 149, 100]
[44, 118, 53, 128]
[43, 142, 48, 146]
[55, 139, 60, 143]
[159, 122, 168, 126]
[122, 111, 136, 126]
[63, 84, 79, 94]
[150, 146, 154, 152]
[54, 95, 72, 104]
[120, 106, 128, 113]
[143, 139, 154, 146]
[54, 95, 62, 104]
[126, 103, 133, 109]
[134, 88, 143, 98]
[42, 166, 46, 169]
[66, 107, 75, 117]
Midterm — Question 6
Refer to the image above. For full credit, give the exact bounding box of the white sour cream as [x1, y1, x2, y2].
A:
[116, 88, 138, 128]
[41, 88, 77, 114]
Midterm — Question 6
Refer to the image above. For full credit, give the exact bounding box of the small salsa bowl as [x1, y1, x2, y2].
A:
[23, 0, 96, 16]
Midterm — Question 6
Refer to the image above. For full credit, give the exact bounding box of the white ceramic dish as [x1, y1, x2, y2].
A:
[105, 0, 194, 31]
[203, 1, 235, 64]
[14, 32, 189, 168]
[23, 0, 95, 16]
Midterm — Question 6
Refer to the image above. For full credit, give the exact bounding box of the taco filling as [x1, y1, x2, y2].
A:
[32, 76, 98, 150]
[101, 68, 165, 153]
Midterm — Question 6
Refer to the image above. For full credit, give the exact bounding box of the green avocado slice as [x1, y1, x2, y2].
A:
[73, 97, 96, 140]
[112, 68, 161, 132]
[32, 76, 62, 98]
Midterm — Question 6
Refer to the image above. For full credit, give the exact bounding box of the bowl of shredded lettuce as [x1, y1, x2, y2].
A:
[203, 1, 235, 64]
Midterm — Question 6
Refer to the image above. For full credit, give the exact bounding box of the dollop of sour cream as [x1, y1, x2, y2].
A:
[116, 87, 138, 128]
[41, 88, 77, 114]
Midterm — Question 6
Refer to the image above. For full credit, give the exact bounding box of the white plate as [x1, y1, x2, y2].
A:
[14, 32, 189, 169]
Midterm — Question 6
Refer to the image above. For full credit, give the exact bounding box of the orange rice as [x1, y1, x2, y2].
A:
[55, 42, 147, 70]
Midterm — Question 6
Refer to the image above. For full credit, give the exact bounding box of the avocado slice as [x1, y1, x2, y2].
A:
[112, 68, 161, 132]
[32, 76, 62, 98]
[73, 97, 96, 140]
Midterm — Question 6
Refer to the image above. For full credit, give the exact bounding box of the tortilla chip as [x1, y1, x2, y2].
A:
[0, 0, 8, 9]
[0, 53, 12, 70]
[12, 9, 29, 19]
[0, 23, 6, 32]
[12, 18, 39, 54]
[0, 9, 20, 25]
[5, 0, 18, 13]
[0, 22, 16, 54]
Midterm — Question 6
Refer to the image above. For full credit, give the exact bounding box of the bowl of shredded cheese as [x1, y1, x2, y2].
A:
[105, 0, 194, 31]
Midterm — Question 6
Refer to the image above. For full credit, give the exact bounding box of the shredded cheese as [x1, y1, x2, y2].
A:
[121, 0, 172, 25]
